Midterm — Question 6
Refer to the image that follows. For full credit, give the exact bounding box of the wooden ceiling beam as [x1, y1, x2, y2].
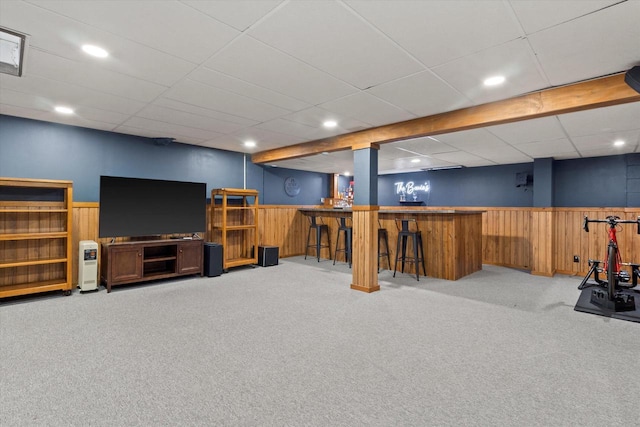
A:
[252, 72, 640, 164]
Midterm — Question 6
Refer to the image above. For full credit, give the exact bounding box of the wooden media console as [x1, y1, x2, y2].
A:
[100, 239, 203, 292]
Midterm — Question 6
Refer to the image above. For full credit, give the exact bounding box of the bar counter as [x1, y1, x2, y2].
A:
[299, 207, 484, 280]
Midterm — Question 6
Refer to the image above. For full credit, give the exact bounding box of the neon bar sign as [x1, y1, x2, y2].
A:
[394, 181, 430, 195]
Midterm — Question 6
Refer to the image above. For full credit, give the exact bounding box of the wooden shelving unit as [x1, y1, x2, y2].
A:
[0, 177, 73, 298]
[210, 188, 258, 270]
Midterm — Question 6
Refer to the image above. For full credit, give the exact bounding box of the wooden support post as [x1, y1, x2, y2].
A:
[351, 206, 380, 293]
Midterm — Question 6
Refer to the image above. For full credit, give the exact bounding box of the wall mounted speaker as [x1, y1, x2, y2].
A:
[625, 66, 640, 94]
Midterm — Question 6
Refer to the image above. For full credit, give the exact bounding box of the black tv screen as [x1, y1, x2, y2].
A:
[99, 176, 206, 238]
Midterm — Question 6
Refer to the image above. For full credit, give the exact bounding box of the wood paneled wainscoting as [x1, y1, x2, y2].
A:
[71, 204, 640, 287]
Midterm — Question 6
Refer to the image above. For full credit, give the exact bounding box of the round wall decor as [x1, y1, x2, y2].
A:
[284, 177, 301, 197]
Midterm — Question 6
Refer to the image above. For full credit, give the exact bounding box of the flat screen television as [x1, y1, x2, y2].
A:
[99, 176, 207, 238]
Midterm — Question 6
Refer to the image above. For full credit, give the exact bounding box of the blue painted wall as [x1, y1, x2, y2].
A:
[553, 155, 631, 207]
[378, 163, 534, 207]
[261, 166, 329, 205]
[0, 115, 244, 201]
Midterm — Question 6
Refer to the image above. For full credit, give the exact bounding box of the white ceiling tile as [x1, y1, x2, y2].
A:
[578, 146, 637, 158]
[204, 36, 357, 105]
[383, 137, 458, 157]
[281, 107, 370, 134]
[0, 74, 146, 115]
[164, 79, 291, 122]
[432, 38, 549, 105]
[153, 98, 258, 126]
[113, 125, 205, 145]
[559, 102, 640, 137]
[528, 1, 640, 85]
[347, 0, 523, 67]
[367, 71, 472, 117]
[191, 67, 310, 112]
[119, 116, 223, 141]
[136, 105, 246, 135]
[319, 92, 415, 127]
[1, 1, 196, 86]
[181, 0, 283, 32]
[509, 0, 621, 35]
[430, 151, 489, 165]
[435, 128, 507, 151]
[255, 119, 317, 139]
[249, 0, 423, 89]
[27, 0, 240, 63]
[27, 50, 167, 103]
[487, 116, 567, 144]
[515, 138, 578, 158]
[571, 129, 640, 151]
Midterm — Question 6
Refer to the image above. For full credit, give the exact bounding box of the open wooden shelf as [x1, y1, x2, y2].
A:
[0, 177, 73, 298]
[211, 188, 259, 270]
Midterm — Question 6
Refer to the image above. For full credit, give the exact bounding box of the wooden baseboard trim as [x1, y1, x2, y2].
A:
[350, 283, 380, 293]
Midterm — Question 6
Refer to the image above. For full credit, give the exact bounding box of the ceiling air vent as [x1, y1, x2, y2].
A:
[0, 27, 26, 77]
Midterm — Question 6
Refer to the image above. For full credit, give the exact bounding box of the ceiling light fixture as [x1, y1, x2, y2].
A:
[613, 140, 625, 147]
[323, 120, 337, 128]
[484, 75, 505, 86]
[344, 171, 351, 176]
[0, 27, 26, 76]
[411, 158, 421, 163]
[244, 140, 256, 148]
[54, 106, 74, 115]
[82, 44, 108, 58]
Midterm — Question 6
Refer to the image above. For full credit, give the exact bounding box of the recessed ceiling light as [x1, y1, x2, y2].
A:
[613, 140, 625, 147]
[54, 106, 74, 114]
[484, 75, 505, 86]
[411, 158, 421, 163]
[323, 120, 337, 128]
[344, 171, 350, 176]
[82, 44, 108, 58]
[244, 140, 256, 148]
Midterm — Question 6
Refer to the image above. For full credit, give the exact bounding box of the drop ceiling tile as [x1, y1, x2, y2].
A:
[281, 107, 370, 134]
[27, 50, 168, 103]
[509, 0, 620, 34]
[319, 92, 415, 127]
[113, 125, 205, 145]
[136, 105, 246, 135]
[385, 137, 458, 157]
[578, 146, 637, 158]
[255, 119, 317, 139]
[367, 71, 472, 117]
[1, 1, 195, 86]
[119, 116, 223, 141]
[515, 138, 578, 158]
[558, 102, 640, 138]
[27, 0, 240, 63]
[487, 116, 567, 144]
[432, 38, 549, 105]
[204, 36, 357, 105]
[181, 0, 283, 32]
[0, 74, 146, 115]
[435, 128, 507, 151]
[248, 0, 423, 89]
[191, 67, 310, 112]
[527, 1, 640, 85]
[347, 0, 523, 67]
[164, 79, 291, 122]
[430, 151, 489, 165]
[571, 129, 640, 151]
[153, 98, 258, 126]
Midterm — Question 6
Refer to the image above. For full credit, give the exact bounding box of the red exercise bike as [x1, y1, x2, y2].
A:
[578, 215, 640, 313]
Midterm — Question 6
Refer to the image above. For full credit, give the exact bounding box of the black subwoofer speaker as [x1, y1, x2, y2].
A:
[625, 66, 640, 94]
[257, 246, 279, 267]
[204, 243, 223, 277]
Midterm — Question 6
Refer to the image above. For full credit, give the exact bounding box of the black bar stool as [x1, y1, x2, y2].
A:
[305, 215, 331, 262]
[393, 218, 426, 281]
[333, 217, 352, 267]
[378, 219, 391, 272]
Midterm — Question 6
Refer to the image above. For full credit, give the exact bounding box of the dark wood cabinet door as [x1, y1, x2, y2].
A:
[177, 242, 202, 274]
[110, 246, 143, 283]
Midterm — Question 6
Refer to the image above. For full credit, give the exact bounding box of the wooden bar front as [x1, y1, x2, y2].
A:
[299, 207, 483, 281]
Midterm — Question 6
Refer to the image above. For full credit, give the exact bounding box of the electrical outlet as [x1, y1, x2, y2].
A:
[573, 255, 580, 263]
